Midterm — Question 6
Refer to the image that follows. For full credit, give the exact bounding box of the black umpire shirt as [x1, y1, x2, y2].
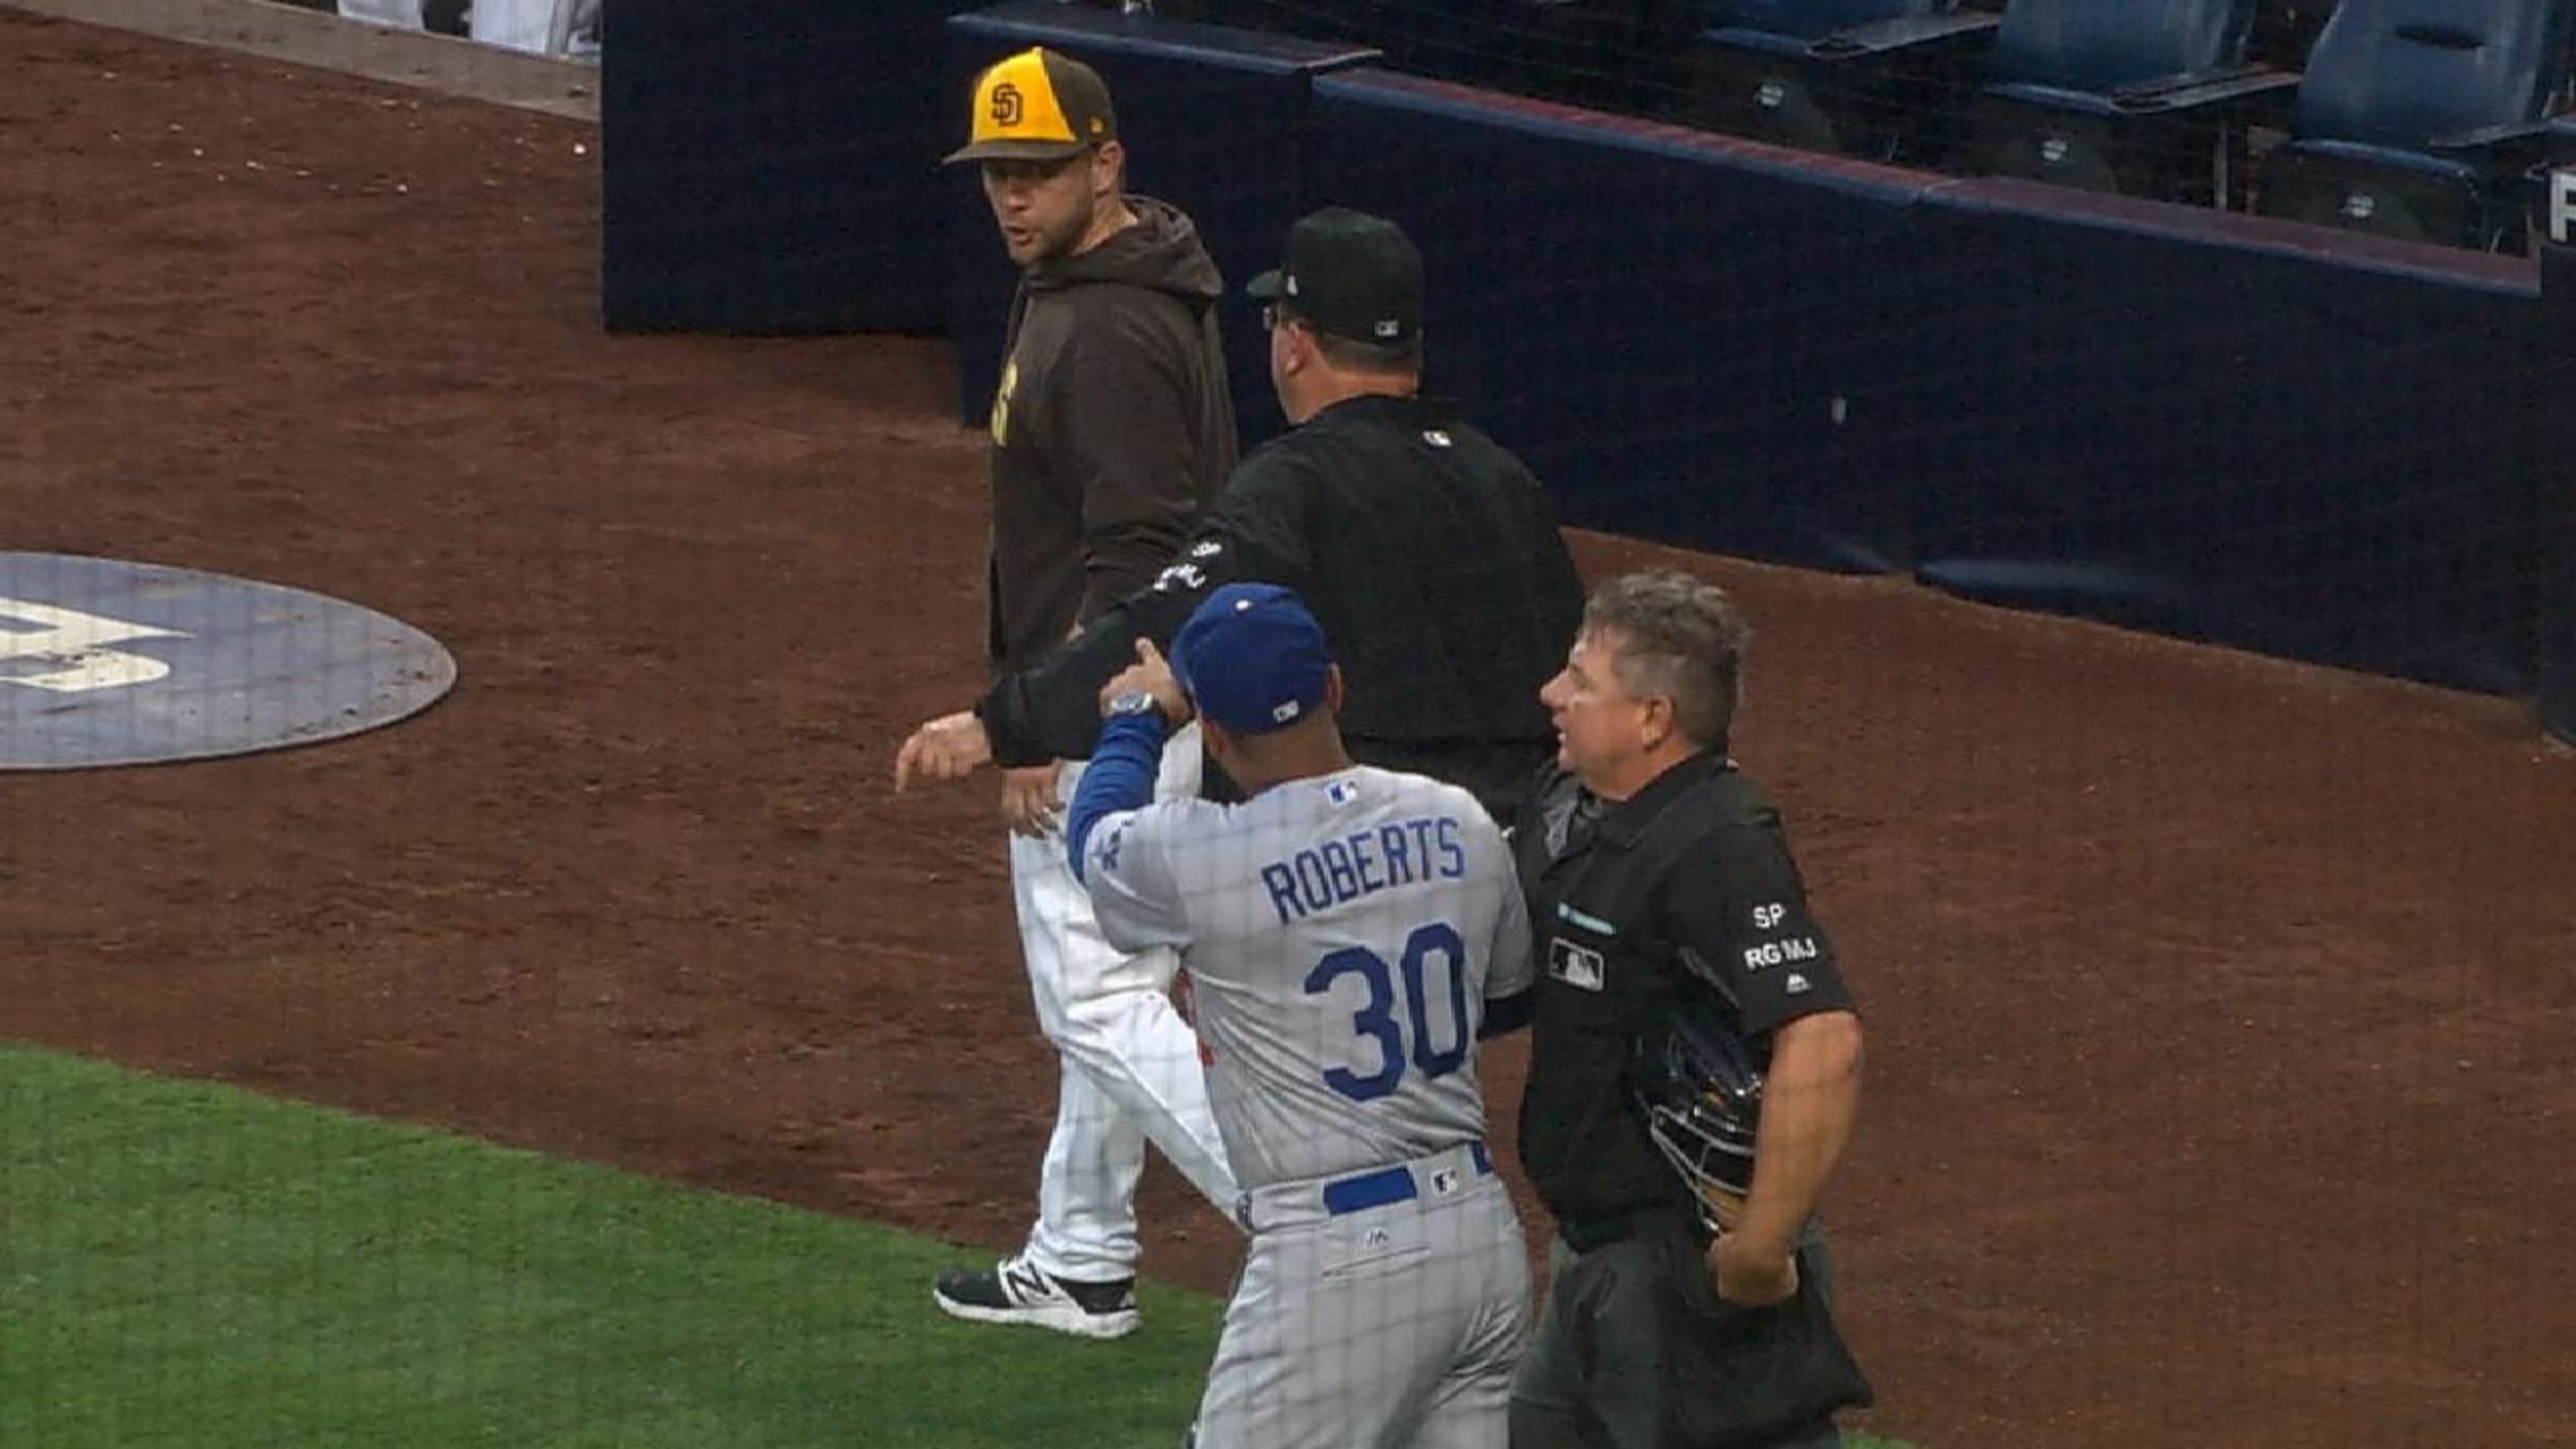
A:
[976, 392, 1585, 820]
[1511, 752, 1857, 1232]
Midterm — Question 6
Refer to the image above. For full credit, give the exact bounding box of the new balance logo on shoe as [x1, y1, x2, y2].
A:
[933, 1255, 1142, 1340]
[1003, 1260, 1054, 1303]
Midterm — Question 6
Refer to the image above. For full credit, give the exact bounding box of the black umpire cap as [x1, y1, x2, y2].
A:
[1248, 207, 1424, 348]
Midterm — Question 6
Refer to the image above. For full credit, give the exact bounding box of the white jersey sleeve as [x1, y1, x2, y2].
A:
[1080, 804, 1194, 953]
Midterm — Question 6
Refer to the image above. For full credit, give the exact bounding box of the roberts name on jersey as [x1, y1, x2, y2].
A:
[1259, 813, 1470, 924]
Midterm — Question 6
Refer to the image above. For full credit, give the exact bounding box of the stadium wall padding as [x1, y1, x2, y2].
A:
[2538, 129, 2576, 747]
[2546, 484, 2574, 745]
[1899, 181, 2542, 697]
[1301, 67, 2547, 698]
[1303, 70, 1932, 575]
[601, 0, 958, 334]
[944, 3, 1380, 444]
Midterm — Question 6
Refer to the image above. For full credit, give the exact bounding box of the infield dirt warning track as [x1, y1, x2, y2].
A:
[3, 7, 2575, 1447]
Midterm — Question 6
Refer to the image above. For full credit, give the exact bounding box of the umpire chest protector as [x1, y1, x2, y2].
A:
[1514, 754, 1828, 1230]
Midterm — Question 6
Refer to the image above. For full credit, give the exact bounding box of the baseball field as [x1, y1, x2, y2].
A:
[3, 7, 2573, 1447]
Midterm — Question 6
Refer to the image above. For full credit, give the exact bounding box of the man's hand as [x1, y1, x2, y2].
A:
[893, 711, 993, 792]
[1097, 638, 1192, 724]
[1708, 1231, 1801, 1308]
[999, 762, 1063, 839]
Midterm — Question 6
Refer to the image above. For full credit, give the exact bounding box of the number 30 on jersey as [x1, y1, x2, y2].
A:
[1305, 921, 1471, 1102]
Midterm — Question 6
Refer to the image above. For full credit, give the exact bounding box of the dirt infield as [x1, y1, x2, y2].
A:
[6, 11, 2574, 1447]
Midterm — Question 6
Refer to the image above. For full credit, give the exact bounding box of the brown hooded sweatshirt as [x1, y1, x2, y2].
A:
[984, 195, 1237, 679]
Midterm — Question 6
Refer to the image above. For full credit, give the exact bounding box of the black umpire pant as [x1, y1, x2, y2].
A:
[1509, 1208, 1867, 1449]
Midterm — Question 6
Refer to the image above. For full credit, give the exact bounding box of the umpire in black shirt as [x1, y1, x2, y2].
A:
[1502, 570, 1871, 1449]
[898, 206, 1585, 823]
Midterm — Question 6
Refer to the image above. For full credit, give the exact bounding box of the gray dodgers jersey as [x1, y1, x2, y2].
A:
[1083, 766, 1535, 1191]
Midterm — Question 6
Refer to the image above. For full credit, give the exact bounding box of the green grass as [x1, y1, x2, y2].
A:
[0, 1044, 1915, 1447]
[0, 1045, 1218, 1448]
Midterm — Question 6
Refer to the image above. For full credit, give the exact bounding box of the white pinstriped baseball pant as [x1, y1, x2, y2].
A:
[1009, 729, 1237, 1283]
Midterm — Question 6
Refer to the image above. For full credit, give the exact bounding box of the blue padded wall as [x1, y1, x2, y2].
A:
[1299, 70, 2546, 693]
[602, 0, 956, 333]
[2539, 131, 2576, 746]
[1901, 183, 2542, 696]
[946, 3, 1378, 442]
[2546, 484, 2574, 745]
[1306, 69, 1948, 575]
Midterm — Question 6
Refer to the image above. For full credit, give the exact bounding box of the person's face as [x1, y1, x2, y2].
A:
[979, 143, 1115, 266]
[1539, 627, 1663, 791]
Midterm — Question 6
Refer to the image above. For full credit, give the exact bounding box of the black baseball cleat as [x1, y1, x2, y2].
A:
[932, 1255, 1141, 1339]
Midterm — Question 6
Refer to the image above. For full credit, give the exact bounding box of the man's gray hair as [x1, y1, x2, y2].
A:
[1581, 570, 1753, 752]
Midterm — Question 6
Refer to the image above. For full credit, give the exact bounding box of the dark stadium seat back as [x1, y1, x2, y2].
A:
[2257, 0, 2573, 250]
[1968, 0, 2292, 207]
[2287, 0, 2571, 148]
[1985, 0, 2257, 93]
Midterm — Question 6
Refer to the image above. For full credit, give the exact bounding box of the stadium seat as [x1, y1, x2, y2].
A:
[1679, 0, 2002, 161]
[1964, 0, 2299, 208]
[2254, 0, 2573, 252]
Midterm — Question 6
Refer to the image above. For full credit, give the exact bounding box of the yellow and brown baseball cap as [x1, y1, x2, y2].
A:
[943, 47, 1118, 165]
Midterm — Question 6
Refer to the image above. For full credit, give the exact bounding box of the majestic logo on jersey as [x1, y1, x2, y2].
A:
[1096, 821, 1129, 875]
[1547, 937, 1605, 992]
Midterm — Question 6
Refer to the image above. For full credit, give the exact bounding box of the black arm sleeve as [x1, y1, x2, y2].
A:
[977, 454, 1313, 765]
[1478, 988, 1535, 1038]
[1664, 823, 1856, 1037]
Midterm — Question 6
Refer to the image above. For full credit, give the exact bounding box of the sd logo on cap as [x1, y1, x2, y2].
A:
[945, 47, 1119, 165]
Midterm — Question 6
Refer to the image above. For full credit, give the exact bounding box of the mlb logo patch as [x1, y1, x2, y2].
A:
[1325, 779, 1358, 806]
[1547, 937, 1606, 992]
[1431, 1167, 1460, 1196]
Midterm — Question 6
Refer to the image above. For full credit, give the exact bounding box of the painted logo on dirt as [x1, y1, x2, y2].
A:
[0, 553, 456, 770]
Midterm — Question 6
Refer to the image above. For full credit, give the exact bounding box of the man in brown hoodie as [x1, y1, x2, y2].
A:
[919, 46, 1239, 1339]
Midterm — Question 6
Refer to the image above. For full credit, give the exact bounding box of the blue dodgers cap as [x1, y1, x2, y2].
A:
[1172, 584, 1333, 736]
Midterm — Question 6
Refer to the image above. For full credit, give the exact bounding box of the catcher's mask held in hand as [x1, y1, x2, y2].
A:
[1636, 1007, 1764, 1235]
